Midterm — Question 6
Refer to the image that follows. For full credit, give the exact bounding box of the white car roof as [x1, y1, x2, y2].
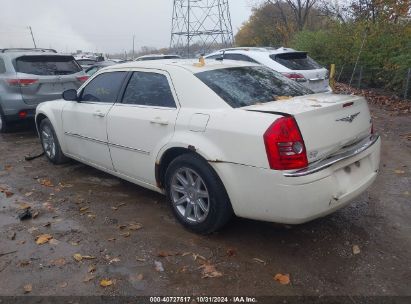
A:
[103, 59, 260, 74]
[207, 47, 304, 56]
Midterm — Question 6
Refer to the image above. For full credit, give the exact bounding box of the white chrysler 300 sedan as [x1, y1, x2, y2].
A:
[35, 60, 381, 234]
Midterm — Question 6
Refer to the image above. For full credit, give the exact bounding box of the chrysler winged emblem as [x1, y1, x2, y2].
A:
[336, 112, 360, 123]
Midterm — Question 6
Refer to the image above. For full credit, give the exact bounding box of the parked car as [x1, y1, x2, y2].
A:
[0, 48, 88, 132]
[35, 60, 380, 234]
[206, 47, 331, 93]
[135, 54, 182, 61]
[85, 61, 117, 76]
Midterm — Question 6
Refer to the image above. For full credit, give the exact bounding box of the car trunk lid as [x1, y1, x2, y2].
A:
[244, 93, 372, 163]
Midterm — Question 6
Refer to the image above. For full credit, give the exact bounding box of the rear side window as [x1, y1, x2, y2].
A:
[224, 54, 258, 63]
[0, 58, 6, 73]
[80, 72, 126, 103]
[15, 55, 82, 75]
[196, 66, 312, 108]
[122, 72, 176, 108]
[77, 59, 96, 66]
[271, 53, 322, 70]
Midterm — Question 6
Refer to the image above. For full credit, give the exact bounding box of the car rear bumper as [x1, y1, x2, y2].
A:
[211, 135, 381, 224]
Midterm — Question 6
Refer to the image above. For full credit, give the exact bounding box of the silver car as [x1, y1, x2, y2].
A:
[0, 48, 88, 132]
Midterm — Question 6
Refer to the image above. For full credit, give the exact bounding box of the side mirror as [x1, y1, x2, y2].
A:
[62, 89, 78, 101]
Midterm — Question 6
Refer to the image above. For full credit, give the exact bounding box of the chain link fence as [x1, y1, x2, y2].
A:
[334, 65, 411, 100]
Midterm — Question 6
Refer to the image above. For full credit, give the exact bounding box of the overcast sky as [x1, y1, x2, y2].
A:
[0, 0, 254, 54]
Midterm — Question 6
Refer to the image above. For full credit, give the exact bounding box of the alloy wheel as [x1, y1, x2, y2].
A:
[170, 167, 210, 223]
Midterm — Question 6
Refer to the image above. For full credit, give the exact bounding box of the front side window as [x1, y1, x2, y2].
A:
[80, 72, 126, 103]
[15, 55, 82, 75]
[122, 72, 176, 108]
[271, 52, 322, 70]
[196, 66, 313, 108]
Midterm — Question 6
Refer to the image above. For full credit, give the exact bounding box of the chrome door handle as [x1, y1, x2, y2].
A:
[150, 117, 169, 126]
[93, 111, 105, 118]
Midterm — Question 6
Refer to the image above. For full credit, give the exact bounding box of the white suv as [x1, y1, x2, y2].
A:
[206, 47, 331, 93]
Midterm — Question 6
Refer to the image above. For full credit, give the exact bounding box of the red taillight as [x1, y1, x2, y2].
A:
[264, 117, 308, 170]
[76, 76, 89, 83]
[6, 79, 38, 87]
[282, 73, 307, 82]
[18, 111, 27, 119]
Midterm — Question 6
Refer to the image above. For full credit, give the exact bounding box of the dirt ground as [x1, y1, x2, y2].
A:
[0, 104, 410, 298]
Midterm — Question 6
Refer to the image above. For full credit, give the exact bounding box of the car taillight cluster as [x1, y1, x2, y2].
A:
[76, 76, 90, 83]
[282, 73, 307, 83]
[264, 117, 308, 170]
[6, 78, 38, 87]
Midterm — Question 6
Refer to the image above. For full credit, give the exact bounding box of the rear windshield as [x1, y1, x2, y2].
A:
[196, 66, 313, 108]
[271, 52, 322, 70]
[15, 56, 82, 75]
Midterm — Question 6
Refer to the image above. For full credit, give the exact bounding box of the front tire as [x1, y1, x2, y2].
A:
[39, 118, 69, 164]
[165, 153, 233, 234]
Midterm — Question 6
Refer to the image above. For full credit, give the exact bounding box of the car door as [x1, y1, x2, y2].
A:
[62, 71, 127, 170]
[107, 70, 179, 185]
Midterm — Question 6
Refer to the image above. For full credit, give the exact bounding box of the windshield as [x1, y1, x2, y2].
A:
[15, 55, 82, 75]
[271, 52, 322, 70]
[196, 66, 313, 108]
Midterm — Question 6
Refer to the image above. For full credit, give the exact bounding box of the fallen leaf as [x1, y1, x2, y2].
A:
[200, 264, 223, 278]
[79, 207, 89, 212]
[19, 203, 31, 210]
[73, 254, 83, 262]
[274, 273, 290, 285]
[32, 211, 39, 219]
[49, 239, 60, 245]
[154, 261, 165, 272]
[253, 258, 267, 265]
[35, 234, 53, 245]
[109, 257, 121, 264]
[100, 279, 113, 287]
[18, 260, 31, 267]
[394, 170, 406, 175]
[120, 232, 131, 238]
[83, 274, 95, 282]
[70, 241, 80, 246]
[88, 265, 96, 273]
[87, 214, 96, 219]
[82, 255, 96, 260]
[136, 257, 146, 262]
[158, 251, 177, 258]
[353, 245, 361, 255]
[129, 223, 143, 231]
[130, 274, 144, 281]
[23, 284, 32, 293]
[226, 248, 236, 257]
[39, 179, 54, 187]
[49, 258, 66, 266]
[59, 282, 68, 288]
[111, 207, 118, 211]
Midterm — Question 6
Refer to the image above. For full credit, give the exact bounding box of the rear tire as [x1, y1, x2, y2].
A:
[0, 107, 10, 133]
[39, 118, 69, 164]
[165, 153, 233, 234]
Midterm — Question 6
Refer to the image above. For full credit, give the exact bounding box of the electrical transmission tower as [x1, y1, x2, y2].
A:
[170, 0, 234, 57]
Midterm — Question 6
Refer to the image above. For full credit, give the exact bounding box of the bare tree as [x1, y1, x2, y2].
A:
[267, 0, 318, 30]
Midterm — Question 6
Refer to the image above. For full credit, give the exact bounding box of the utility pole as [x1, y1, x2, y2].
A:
[28, 26, 37, 48]
[132, 35, 135, 60]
